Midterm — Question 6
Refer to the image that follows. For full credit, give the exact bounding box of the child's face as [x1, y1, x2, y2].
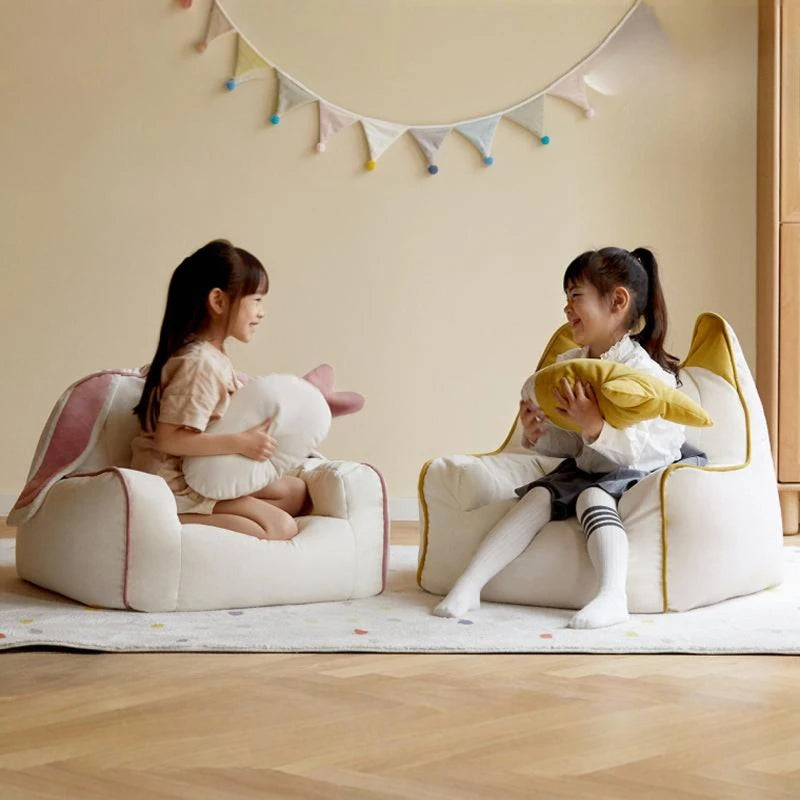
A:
[563, 279, 626, 355]
[228, 292, 265, 343]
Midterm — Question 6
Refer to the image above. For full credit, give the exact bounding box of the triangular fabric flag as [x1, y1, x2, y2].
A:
[197, 0, 234, 52]
[409, 127, 452, 173]
[234, 36, 269, 79]
[584, 3, 670, 95]
[273, 71, 317, 122]
[360, 119, 408, 169]
[547, 72, 593, 117]
[455, 117, 500, 162]
[505, 96, 547, 141]
[317, 103, 359, 152]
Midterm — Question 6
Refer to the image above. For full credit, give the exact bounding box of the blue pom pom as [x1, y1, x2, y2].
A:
[225, 78, 237, 91]
[428, 164, 439, 175]
[540, 135, 550, 145]
[483, 156, 494, 166]
[270, 114, 281, 125]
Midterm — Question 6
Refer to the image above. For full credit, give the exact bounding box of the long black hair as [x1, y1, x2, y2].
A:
[562, 246, 679, 377]
[134, 239, 268, 431]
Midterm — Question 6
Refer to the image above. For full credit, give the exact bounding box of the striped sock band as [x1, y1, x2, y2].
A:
[579, 504, 625, 539]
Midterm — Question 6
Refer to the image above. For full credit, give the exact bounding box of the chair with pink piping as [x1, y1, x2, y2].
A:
[8, 368, 388, 611]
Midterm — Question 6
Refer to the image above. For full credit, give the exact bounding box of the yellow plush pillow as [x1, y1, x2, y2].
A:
[526, 358, 714, 434]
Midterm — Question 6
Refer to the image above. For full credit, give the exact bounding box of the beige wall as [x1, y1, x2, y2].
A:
[0, 0, 756, 511]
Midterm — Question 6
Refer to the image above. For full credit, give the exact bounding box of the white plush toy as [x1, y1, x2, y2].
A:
[183, 369, 353, 501]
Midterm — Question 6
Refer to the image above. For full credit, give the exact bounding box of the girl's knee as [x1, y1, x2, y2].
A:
[266, 509, 299, 540]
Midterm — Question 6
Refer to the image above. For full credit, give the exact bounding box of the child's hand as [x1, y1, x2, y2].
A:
[552, 379, 603, 442]
[519, 400, 547, 447]
[237, 418, 277, 461]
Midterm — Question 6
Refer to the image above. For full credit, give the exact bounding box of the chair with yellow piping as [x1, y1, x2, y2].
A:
[417, 313, 783, 613]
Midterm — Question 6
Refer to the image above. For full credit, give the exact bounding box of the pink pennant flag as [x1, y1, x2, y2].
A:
[196, 0, 234, 53]
[317, 103, 359, 152]
[409, 127, 452, 174]
[547, 72, 594, 117]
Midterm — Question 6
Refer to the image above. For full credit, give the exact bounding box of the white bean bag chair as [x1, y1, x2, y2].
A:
[8, 370, 388, 611]
[417, 313, 784, 613]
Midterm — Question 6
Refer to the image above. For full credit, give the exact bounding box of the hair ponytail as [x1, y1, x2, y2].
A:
[562, 245, 680, 379]
[629, 247, 680, 378]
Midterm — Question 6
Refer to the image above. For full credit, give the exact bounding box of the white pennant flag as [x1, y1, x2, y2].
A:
[361, 119, 407, 168]
[505, 96, 547, 141]
[547, 72, 594, 117]
[584, 3, 670, 95]
[197, 0, 234, 52]
[455, 117, 500, 162]
[317, 103, 359, 152]
[272, 71, 317, 123]
[409, 127, 452, 173]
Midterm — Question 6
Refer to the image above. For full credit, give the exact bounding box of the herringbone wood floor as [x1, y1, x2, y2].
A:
[1, 519, 798, 799]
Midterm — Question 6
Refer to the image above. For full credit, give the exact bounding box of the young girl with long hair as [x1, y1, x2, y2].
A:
[131, 239, 307, 540]
[433, 247, 704, 628]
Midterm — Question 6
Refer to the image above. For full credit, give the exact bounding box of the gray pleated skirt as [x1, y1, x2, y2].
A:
[515, 444, 708, 521]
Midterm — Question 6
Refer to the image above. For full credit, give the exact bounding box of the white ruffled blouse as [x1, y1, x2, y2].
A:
[524, 334, 685, 474]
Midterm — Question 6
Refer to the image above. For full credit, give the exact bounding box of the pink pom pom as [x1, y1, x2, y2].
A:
[585, 107, 596, 118]
[180, 0, 193, 8]
[316, 142, 326, 153]
[195, 41, 207, 53]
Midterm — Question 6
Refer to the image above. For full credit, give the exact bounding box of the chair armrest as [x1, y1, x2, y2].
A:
[420, 451, 561, 513]
[15, 468, 182, 611]
[297, 458, 389, 595]
[298, 458, 385, 520]
[618, 462, 784, 612]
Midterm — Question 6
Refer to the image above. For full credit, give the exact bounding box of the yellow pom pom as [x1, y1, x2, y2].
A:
[366, 160, 377, 171]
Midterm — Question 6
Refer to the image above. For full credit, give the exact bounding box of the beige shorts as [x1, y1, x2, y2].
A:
[174, 487, 217, 515]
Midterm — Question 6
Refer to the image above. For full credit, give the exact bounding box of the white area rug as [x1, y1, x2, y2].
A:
[2, 540, 800, 653]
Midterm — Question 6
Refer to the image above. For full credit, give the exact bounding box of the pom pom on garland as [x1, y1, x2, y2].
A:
[540, 135, 550, 145]
[366, 160, 377, 171]
[180, 0, 193, 8]
[316, 142, 326, 153]
[225, 78, 237, 92]
[195, 41, 208, 53]
[270, 114, 281, 125]
[427, 164, 439, 175]
[483, 156, 494, 166]
[585, 107, 596, 118]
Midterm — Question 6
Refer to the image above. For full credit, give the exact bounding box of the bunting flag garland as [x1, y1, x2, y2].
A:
[183, 0, 667, 176]
[409, 127, 452, 174]
[195, 1, 234, 53]
[271, 71, 317, 124]
[361, 120, 408, 170]
[503, 97, 548, 144]
[225, 36, 269, 90]
[455, 117, 500, 166]
[317, 103, 359, 152]
[547, 72, 594, 117]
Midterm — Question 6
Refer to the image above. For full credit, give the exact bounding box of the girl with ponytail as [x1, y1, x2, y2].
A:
[130, 239, 308, 542]
[433, 247, 704, 629]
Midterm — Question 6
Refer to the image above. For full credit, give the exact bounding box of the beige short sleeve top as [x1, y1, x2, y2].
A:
[130, 340, 243, 513]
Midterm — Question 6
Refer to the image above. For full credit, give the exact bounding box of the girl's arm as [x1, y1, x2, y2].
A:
[154, 420, 275, 461]
[582, 416, 685, 469]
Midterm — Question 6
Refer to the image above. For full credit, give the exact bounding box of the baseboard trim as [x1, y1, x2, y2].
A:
[389, 497, 419, 522]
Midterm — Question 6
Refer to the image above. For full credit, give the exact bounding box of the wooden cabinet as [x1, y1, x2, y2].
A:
[758, 0, 800, 533]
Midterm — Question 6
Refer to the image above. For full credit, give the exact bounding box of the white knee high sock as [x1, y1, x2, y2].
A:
[568, 488, 630, 629]
[433, 487, 551, 618]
